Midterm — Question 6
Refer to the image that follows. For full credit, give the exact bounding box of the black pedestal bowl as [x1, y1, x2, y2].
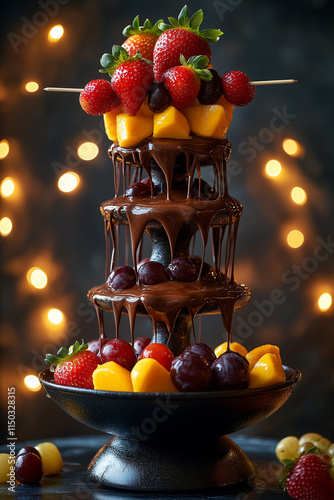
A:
[39, 366, 301, 492]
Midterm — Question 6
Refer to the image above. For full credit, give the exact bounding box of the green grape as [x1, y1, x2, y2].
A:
[311, 437, 332, 454]
[299, 441, 317, 455]
[275, 436, 299, 463]
[299, 432, 323, 446]
[35, 442, 62, 476]
[328, 443, 334, 457]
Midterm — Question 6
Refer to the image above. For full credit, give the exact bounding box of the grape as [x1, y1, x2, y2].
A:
[275, 436, 300, 463]
[170, 351, 212, 392]
[137, 257, 150, 270]
[140, 343, 174, 371]
[299, 442, 316, 455]
[148, 82, 171, 113]
[35, 442, 63, 476]
[211, 351, 250, 390]
[87, 338, 109, 355]
[133, 336, 151, 356]
[190, 257, 218, 281]
[197, 69, 223, 105]
[0, 454, 11, 483]
[328, 444, 334, 458]
[299, 432, 323, 446]
[101, 338, 137, 370]
[167, 257, 197, 282]
[15, 452, 43, 484]
[138, 261, 169, 285]
[185, 343, 216, 366]
[16, 445, 41, 460]
[107, 266, 136, 290]
[126, 180, 151, 197]
[312, 437, 332, 454]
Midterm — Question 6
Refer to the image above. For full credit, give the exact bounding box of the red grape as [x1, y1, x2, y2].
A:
[126, 180, 151, 197]
[167, 257, 197, 282]
[138, 261, 169, 285]
[101, 338, 137, 370]
[15, 452, 43, 484]
[133, 336, 151, 356]
[170, 351, 212, 392]
[185, 343, 216, 366]
[107, 266, 136, 290]
[148, 82, 171, 113]
[198, 69, 223, 104]
[87, 338, 109, 355]
[212, 351, 250, 390]
[16, 446, 41, 460]
[140, 343, 174, 371]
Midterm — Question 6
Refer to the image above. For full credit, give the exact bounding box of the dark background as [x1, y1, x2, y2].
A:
[1, 0, 333, 443]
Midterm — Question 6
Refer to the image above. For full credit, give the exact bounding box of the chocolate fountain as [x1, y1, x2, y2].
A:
[40, 135, 301, 491]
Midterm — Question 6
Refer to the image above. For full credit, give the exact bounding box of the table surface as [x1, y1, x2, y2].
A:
[0, 433, 287, 499]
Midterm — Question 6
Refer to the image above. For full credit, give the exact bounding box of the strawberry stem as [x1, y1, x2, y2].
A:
[100, 45, 152, 77]
[122, 16, 163, 37]
[179, 54, 212, 81]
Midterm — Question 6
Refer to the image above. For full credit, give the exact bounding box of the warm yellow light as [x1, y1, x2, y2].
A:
[47, 308, 64, 325]
[287, 229, 304, 248]
[0, 217, 12, 236]
[0, 140, 9, 159]
[318, 292, 332, 312]
[291, 186, 307, 205]
[58, 172, 80, 193]
[24, 375, 41, 392]
[283, 138, 301, 157]
[27, 267, 48, 289]
[265, 159, 282, 177]
[25, 81, 39, 93]
[77, 142, 99, 161]
[1, 177, 15, 197]
[48, 24, 64, 41]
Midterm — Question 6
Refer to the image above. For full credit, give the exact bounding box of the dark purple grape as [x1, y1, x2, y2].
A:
[190, 256, 218, 282]
[148, 82, 171, 112]
[211, 351, 250, 390]
[185, 343, 216, 366]
[133, 336, 151, 357]
[16, 446, 41, 460]
[138, 261, 169, 285]
[87, 337, 109, 355]
[126, 180, 151, 197]
[107, 266, 136, 290]
[15, 452, 43, 484]
[137, 257, 150, 270]
[101, 338, 137, 369]
[197, 69, 223, 104]
[191, 178, 217, 200]
[167, 257, 197, 282]
[170, 351, 212, 392]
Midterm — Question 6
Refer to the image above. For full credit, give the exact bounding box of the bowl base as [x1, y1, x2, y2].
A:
[88, 434, 255, 491]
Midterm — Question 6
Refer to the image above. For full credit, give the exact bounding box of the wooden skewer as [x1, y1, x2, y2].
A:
[44, 80, 297, 93]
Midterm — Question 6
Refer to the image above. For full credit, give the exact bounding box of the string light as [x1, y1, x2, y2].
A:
[265, 159, 282, 177]
[291, 186, 307, 205]
[287, 229, 304, 248]
[0, 140, 9, 159]
[58, 172, 80, 193]
[25, 81, 39, 93]
[47, 308, 64, 325]
[0, 217, 12, 236]
[48, 25, 64, 41]
[1, 177, 15, 197]
[283, 138, 301, 157]
[27, 267, 48, 289]
[318, 293, 332, 312]
[77, 142, 99, 161]
[24, 375, 42, 392]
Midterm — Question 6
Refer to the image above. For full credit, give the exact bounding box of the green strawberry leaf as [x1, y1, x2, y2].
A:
[122, 16, 163, 37]
[45, 340, 88, 369]
[189, 9, 203, 30]
[200, 29, 224, 42]
[178, 5, 190, 26]
[179, 54, 212, 81]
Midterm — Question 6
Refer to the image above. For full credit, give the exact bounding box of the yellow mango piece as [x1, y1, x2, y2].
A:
[131, 358, 178, 393]
[153, 106, 191, 139]
[103, 103, 123, 141]
[216, 95, 234, 129]
[93, 361, 133, 392]
[248, 353, 286, 389]
[246, 344, 282, 371]
[182, 104, 227, 139]
[116, 113, 153, 148]
[214, 341, 248, 358]
[136, 97, 154, 117]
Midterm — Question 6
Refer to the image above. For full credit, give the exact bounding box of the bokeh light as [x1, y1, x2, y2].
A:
[291, 186, 307, 205]
[47, 308, 64, 325]
[318, 292, 332, 312]
[77, 142, 99, 161]
[27, 267, 48, 289]
[0, 140, 9, 159]
[24, 375, 42, 392]
[25, 81, 39, 93]
[1, 177, 15, 197]
[48, 24, 64, 41]
[58, 172, 80, 193]
[287, 229, 304, 248]
[0, 217, 12, 236]
[265, 159, 282, 177]
[283, 138, 301, 157]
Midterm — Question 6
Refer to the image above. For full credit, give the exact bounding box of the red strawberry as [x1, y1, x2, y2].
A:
[100, 46, 154, 116]
[45, 340, 100, 389]
[79, 79, 118, 115]
[122, 16, 162, 61]
[222, 70, 256, 106]
[153, 6, 222, 82]
[162, 54, 212, 110]
[282, 453, 334, 500]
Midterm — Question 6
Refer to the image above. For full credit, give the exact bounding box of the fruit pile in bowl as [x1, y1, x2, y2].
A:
[45, 339, 286, 394]
[79, 5, 256, 148]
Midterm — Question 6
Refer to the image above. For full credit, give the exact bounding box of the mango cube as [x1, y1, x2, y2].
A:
[116, 113, 153, 148]
[103, 103, 123, 141]
[93, 361, 133, 392]
[248, 353, 286, 389]
[182, 104, 227, 139]
[216, 95, 234, 129]
[214, 341, 248, 358]
[246, 344, 282, 371]
[153, 106, 191, 139]
[131, 358, 178, 393]
[136, 97, 154, 117]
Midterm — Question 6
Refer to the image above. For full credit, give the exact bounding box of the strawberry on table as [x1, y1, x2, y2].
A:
[100, 46, 154, 116]
[79, 79, 118, 115]
[222, 70, 256, 106]
[122, 16, 163, 61]
[45, 340, 100, 389]
[153, 5, 222, 82]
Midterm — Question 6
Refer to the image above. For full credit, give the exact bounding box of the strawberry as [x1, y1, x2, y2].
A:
[222, 70, 256, 106]
[153, 5, 223, 82]
[45, 340, 100, 389]
[282, 453, 334, 500]
[122, 16, 163, 61]
[100, 46, 154, 116]
[162, 54, 212, 110]
[79, 79, 118, 115]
